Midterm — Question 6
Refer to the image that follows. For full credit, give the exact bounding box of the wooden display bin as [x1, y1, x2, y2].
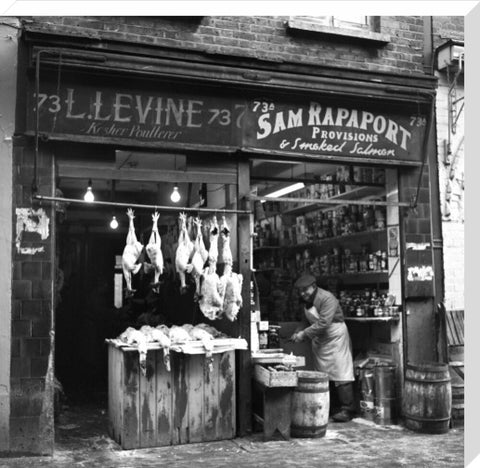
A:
[108, 343, 236, 449]
[253, 364, 298, 387]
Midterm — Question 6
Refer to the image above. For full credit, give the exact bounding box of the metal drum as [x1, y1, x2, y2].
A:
[374, 364, 397, 425]
[358, 367, 375, 421]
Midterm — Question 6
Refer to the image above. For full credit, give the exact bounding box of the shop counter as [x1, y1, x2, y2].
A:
[106, 338, 247, 449]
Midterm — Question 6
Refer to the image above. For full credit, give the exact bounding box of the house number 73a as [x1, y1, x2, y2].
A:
[410, 116, 427, 127]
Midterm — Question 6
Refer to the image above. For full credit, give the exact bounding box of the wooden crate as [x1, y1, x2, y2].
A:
[108, 344, 236, 449]
[253, 364, 298, 388]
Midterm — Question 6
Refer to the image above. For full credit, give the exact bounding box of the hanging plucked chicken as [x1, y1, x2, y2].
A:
[189, 217, 208, 300]
[175, 212, 194, 294]
[219, 216, 243, 321]
[121, 208, 144, 297]
[199, 216, 224, 320]
[145, 211, 164, 293]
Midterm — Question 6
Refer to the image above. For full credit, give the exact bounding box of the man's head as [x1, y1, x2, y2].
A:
[294, 274, 317, 301]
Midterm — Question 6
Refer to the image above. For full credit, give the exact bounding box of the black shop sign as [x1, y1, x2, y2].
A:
[27, 80, 426, 164]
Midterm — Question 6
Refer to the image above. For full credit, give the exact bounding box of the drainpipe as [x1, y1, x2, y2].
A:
[423, 16, 434, 74]
[426, 17, 447, 362]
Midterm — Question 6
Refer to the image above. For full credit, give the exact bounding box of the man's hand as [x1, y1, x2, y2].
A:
[291, 331, 305, 343]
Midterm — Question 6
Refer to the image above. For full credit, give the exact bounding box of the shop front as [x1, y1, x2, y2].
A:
[10, 33, 440, 453]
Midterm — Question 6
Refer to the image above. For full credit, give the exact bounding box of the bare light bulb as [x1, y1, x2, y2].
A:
[170, 184, 181, 203]
[84, 180, 94, 202]
[110, 216, 118, 230]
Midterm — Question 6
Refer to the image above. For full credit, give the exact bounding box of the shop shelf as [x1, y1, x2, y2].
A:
[254, 228, 387, 253]
[320, 271, 389, 285]
[344, 316, 400, 322]
[281, 185, 385, 216]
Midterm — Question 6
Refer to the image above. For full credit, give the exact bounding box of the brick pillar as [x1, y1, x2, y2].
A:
[399, 165, 437, 363]
[10, 141, 55, 455]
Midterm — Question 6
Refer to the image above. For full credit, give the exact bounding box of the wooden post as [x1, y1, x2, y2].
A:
[237, 159, 252, 435]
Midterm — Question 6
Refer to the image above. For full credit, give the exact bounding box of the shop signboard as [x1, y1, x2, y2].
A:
[26, 80, 246, 148]
[26, 80, 427, 165]
[242, 98, 426, 164]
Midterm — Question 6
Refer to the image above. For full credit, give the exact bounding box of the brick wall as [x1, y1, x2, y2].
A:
[22, 16, 428, 74]
[10, 141, 55, 455]
[432, 17, 464, 311]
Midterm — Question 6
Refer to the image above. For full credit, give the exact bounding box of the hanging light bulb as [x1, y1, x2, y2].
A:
[84, 179, 94, 202]
[170, 183, 181, 203]
[110, 215, 119, 230]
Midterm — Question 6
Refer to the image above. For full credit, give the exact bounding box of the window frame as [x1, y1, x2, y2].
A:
[286, 16, 390, 45]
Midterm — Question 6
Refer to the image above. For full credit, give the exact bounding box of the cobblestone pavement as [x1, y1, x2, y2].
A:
[0, 403, 464, 468]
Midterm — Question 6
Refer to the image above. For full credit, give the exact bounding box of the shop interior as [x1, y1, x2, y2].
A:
[53, 144, 403, 430]
[54, 144, 240, 406]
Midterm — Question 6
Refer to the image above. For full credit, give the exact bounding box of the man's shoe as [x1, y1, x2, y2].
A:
[331, 409, 353, 422]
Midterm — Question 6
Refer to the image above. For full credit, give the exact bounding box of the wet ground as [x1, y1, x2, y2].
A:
[0, 400, 464, 468]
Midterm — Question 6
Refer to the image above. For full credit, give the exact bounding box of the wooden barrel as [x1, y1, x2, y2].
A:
[448, 359, 464, 425]
[291, 371, 329, 438]
[451, 383, 464, 423]
[403, 362, 452, 434]
[374, 365, 397, 425]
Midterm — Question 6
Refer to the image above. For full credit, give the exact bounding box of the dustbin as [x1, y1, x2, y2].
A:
[358, 366, 375, 421]
[374, 364, 397, 425]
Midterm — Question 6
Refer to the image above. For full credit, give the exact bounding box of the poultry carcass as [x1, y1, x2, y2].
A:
[118, 326, 148, 375]
[189, 218, 207, 300]
[145, 211, 164, 293]
[198, 267, 224, 320]
[156, 324, 171, 337]
[195, 323, 228, 338]
[198, 219, 209, 264]
[218, 216, 243, 321]
[142, 325, 171, 372]
[121, 208, 144, 296]
[175, 213, 194, 294]
[207, 216, 219, 264]
[181, 324, 215, 371]
[198, 217, 224, 319]
[221, 264, 244, 321]
[192, 325, 215, 370]
[191, 325, 214, 352]
[169, 325, 192, 344]
[219, 216, 233, 266]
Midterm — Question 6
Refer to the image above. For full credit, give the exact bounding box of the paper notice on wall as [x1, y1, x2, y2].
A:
[406, 242, 431, 251]
[15, 207, 50, 254]
[407, 265, 434, 282]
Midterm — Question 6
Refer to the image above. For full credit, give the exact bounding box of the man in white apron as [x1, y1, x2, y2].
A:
[291, 274, 355, 422]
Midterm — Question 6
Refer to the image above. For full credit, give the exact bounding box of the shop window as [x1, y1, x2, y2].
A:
[286, 15, 390, 45]
[250, 160, 402, 323]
